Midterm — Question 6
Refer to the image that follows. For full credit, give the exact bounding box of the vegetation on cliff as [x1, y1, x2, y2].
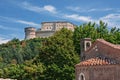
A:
[0, 21, 120, 79]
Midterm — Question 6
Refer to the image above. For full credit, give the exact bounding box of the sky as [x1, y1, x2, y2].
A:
[0, 0, 120, 44]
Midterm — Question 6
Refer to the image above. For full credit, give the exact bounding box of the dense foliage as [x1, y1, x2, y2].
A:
[0, 28, 79, 80]
[0, 21, 120, 79]
[73, 21, 120, 54]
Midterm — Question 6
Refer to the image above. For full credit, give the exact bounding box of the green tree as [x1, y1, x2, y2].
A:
[34, 28, 79, 80]
[73, 22, 97, 54]
[96, 21, 109, 39]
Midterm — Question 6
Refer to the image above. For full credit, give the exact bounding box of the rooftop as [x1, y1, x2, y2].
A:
[76, 57, 118, 66]
[96, 39, 120, 49]
[41, 21, 75, 25]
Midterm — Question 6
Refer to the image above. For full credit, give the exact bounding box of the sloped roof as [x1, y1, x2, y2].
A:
[76, 39, 120, 67]
[85, 39, 120, 53]
[96, 39, 120, 49]
[76, 57, 118, 67]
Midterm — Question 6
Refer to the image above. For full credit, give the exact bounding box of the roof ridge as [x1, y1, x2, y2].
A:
[96, 39, 120, 49]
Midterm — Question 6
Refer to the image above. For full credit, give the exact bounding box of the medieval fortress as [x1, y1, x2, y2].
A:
[24, 21, 76, 39]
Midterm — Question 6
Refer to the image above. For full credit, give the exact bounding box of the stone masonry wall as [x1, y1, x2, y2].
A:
[36, 30, 55, 38]
[85, 41, 120, 62]
[75, 65, 117, 80]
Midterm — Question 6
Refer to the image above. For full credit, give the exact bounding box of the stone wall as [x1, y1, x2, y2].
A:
[75, 65, 118, 80]
[24, 27, 36, 39]
[84, 41, 120, 62]
[41, 22, 75, 31]
[25, 21, 76, 39]
[36, 30, 55, 38]
[41, 22, 55, 31]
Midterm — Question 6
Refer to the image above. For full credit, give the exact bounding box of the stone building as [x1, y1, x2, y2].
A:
[75, 38, 120, 80]
[25, 21, 76, 39]
[25, 27, 36, 39]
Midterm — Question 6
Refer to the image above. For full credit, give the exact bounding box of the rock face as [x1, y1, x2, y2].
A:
[75, 38, 120, 80]
[25, 21, 76, 39]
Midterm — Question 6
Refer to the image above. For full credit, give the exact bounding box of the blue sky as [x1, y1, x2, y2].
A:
[0, 0, 120, 44]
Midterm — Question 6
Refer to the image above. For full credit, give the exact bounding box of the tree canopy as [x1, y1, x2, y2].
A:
[0, 21, 120, 79]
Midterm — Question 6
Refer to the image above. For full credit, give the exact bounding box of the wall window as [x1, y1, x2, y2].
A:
[86, 42, 90, 48]
[79, 73, 85, 80]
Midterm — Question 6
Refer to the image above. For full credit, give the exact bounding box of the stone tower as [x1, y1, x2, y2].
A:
[80, 38, 92, 61]
[24, 27, 36, 39]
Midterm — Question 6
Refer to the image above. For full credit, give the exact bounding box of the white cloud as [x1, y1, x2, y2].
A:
[103, 8, 113, 11]
[22, 2, 43, 13]
[0, 37, 10, 44]
[88, 8, 113, 12]
[0, 16, 40, 27]
[21, 1, 57, 14]
[44, 5, 56, 13]
[62, 13, 120, 28]
[100, 14, 120, 28]
[66, 6, 81, 11]
[2, 2, 120, 29]
[0, 25, 18, 31]
[88, 9, 98, 12]
[16, 20, 40, 27]
[63, 14, 93, 22]
[66, 6, 113, 12]
[100, 14, 120, 19]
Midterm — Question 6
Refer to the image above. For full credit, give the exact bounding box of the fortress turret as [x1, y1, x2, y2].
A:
[25, 27, 36, 39]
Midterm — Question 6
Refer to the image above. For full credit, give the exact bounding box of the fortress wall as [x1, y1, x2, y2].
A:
[36, 31, 55, 38]
[25, 21, 76, 39]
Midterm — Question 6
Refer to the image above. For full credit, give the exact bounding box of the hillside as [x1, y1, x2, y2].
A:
[0, 21, 120, 80]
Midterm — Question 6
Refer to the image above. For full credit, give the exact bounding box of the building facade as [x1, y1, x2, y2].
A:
[75, 38, 120, 80]
[24, 27, 36, 39]
[25, 21, 76, 39]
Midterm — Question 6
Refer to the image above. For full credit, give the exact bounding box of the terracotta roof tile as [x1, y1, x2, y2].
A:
[76, 57, 118, 66]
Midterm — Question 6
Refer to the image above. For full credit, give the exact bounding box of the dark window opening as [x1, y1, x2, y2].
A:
[86, 42, 90, 48]
[81, 75, 84, 80]
[79, 73, 85, 80]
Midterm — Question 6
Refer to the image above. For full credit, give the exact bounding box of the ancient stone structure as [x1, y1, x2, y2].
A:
[24, 27, 36, 39]
[25, 21, 76, 39]
[75, 38, 120, 80]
